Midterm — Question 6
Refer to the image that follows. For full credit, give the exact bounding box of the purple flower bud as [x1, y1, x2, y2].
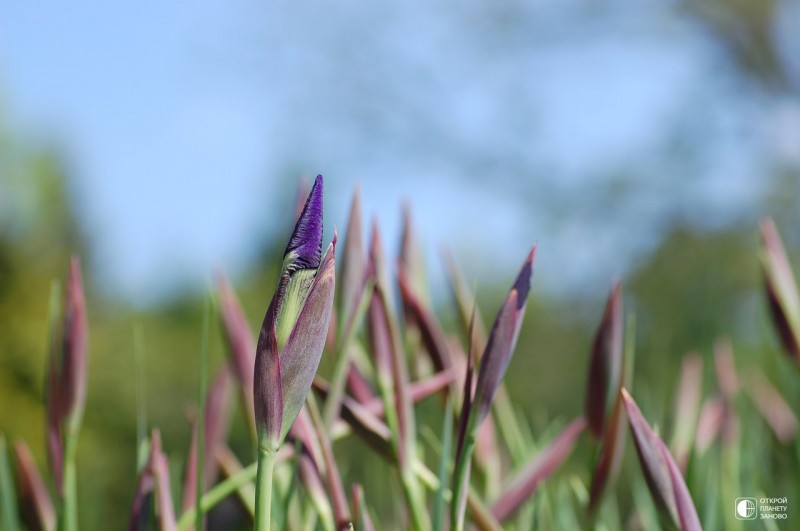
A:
[254, 176, 336, 452]
[585, 282, 623, 439]
[45, 256, 88, 494]
[622, 389, 702, 530]
[471, 248, 535, 427]
[284, 175, 323, 272]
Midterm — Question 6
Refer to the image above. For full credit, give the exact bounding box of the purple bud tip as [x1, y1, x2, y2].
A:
[285, 175, 324, 270]
[512, 247, 535, 309]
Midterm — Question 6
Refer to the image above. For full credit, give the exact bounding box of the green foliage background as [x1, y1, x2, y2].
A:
[1, 135, 799, 528]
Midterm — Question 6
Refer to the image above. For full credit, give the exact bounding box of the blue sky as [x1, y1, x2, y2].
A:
[2, 1, 796, 304]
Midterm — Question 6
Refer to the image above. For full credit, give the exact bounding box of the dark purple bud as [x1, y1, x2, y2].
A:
[585, 282, 623, 439]
[471, 248, 535, 427]
[285, 175, 324, 271]
[622, 389, 701, 530]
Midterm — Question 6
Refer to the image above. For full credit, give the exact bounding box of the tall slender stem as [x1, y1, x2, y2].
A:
[254, 448, 276, 531]
[196, 298, 210, 531]
[61, 431, 78, 531]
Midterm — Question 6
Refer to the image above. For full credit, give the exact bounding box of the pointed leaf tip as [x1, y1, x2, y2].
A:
[622, 388, 700, 529]
[471, 249, 534, 427]
[585, 281, 623, 438]
[512, 247, 535, 309]
[286, 175, 324, 270]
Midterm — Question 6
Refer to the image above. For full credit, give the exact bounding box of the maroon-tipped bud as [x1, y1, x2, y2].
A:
[585, 281, 623, 439]
[622, 389, 702, 530]
[471, 247, 535, 427]
[46, 256, 89, 494]
[13, 441, 56, 531]
[760, 218, 800, 366]
[62, 256, 88, 424]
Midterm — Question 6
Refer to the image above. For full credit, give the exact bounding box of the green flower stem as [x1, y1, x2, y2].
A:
[177, 462, 258, 530]
[178, 447, 501, 531]
[61, 430, 79, 531]
[432, 398, 454, 531]
[451, 434, 476, 531]
[403, 473, 429, 531]
[195, 297, 210, 531]
[254, 448, 277, 531]
[0, 434, 20, 531]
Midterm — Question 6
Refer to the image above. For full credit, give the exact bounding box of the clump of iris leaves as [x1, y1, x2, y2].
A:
[2, 175, 799, 531]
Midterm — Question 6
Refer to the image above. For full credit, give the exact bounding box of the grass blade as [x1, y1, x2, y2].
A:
[432, 398, 454, 531]
[0, 434, 20, 531]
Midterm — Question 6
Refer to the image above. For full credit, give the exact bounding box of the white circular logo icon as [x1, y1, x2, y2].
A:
[736, 499, 756, 519]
